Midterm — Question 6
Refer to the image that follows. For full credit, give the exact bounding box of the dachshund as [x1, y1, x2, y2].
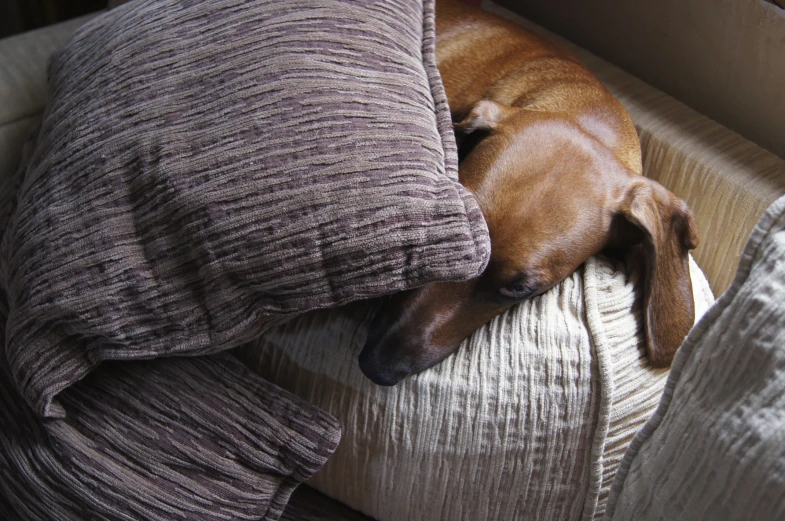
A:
[358, 0, 697, 385]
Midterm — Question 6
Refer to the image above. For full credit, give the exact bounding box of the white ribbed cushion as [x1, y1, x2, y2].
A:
[605, 197, 785, 521]
[236, 255, 713, 521]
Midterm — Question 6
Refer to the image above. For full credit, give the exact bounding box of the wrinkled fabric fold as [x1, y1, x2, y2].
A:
[0, 342, 341, 521]
[0, 125, 342, 521]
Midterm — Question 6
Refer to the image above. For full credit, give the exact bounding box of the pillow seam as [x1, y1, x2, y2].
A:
[580, 257, 616, 521]
[419, 0, 489, 274]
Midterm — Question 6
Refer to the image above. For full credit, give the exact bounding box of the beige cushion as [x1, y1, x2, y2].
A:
[237, 255, 714, 521]
[605, 195, 785, 521]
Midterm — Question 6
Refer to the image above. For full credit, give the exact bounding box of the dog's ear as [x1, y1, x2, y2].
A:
[454, 100, 515, 134]
[614, 178, 699, 367]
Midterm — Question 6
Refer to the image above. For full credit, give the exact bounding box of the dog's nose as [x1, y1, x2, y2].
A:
[358, 342, 410, 386]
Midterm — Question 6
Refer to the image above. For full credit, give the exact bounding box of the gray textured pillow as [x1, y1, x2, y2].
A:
[0, 129, 341, 521]
[1, 0, 489, 418]
[0, 350, 341, 521]
[604, 195, 785, 521]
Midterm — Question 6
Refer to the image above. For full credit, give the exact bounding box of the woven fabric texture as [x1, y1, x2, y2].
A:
[0, 119, 341, 521]
[0, 349, 341, 521]
[0, 0, 489, 420]
[236, 255, 714, 521]
[604, 195, 785, 521]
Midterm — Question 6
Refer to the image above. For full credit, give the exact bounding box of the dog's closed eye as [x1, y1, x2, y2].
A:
[499, 281, 535, 300]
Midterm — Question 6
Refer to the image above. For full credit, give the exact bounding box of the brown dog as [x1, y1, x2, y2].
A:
[358, 0, 698, 385]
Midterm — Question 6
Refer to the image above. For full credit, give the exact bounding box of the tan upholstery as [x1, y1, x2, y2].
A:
[486, 1, 785, 296]
[0, 15, 96, 184]
[495, 0, 785, 161]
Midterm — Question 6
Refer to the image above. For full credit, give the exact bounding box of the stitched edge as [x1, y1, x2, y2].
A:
[420, 0, 458, 182]
[580, 257, 616, 520]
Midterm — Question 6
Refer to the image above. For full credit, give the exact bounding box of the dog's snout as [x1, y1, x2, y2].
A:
[358, 306, 418, 386]
[358, 332, 412, 386]
[357, 284, 481, 385]
[358, 347, 409, 386]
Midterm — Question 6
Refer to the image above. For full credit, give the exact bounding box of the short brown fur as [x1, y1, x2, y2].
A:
[359, 0, 698, 385]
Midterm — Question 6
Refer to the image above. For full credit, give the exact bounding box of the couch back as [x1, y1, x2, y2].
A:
[497, 0, 785, 161]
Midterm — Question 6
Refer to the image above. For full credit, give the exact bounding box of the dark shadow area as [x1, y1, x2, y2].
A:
[1, 0, 107, 39]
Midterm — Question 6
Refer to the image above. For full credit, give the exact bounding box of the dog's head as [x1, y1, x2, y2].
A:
[359, 100, 697, 385]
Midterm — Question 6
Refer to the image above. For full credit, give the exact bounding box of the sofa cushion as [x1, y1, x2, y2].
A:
[0, 15, 98, 184]
[0, 0, 489, 419]
[604, 196, 785, 521]
[236, 254, 714, 521]
[494, 0, 785, 160]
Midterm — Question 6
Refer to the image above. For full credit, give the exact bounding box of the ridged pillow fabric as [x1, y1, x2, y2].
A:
[0, 0, 489, 419]
[604, 195, 785, 521]
[0, 351, 342, 521]
[0, 130, 342, 520]
[236, 255, 714, 521]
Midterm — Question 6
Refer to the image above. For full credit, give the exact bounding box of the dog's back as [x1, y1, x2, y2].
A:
[435, 0, 642, 173]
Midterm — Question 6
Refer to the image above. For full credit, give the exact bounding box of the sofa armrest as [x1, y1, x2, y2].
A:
[487, 1, 785, 296]
[0, 14, 98, 184]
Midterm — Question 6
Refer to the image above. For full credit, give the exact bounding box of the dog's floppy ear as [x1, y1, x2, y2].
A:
[454, 100, 514, 134]
[615, 178, 699, 367]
